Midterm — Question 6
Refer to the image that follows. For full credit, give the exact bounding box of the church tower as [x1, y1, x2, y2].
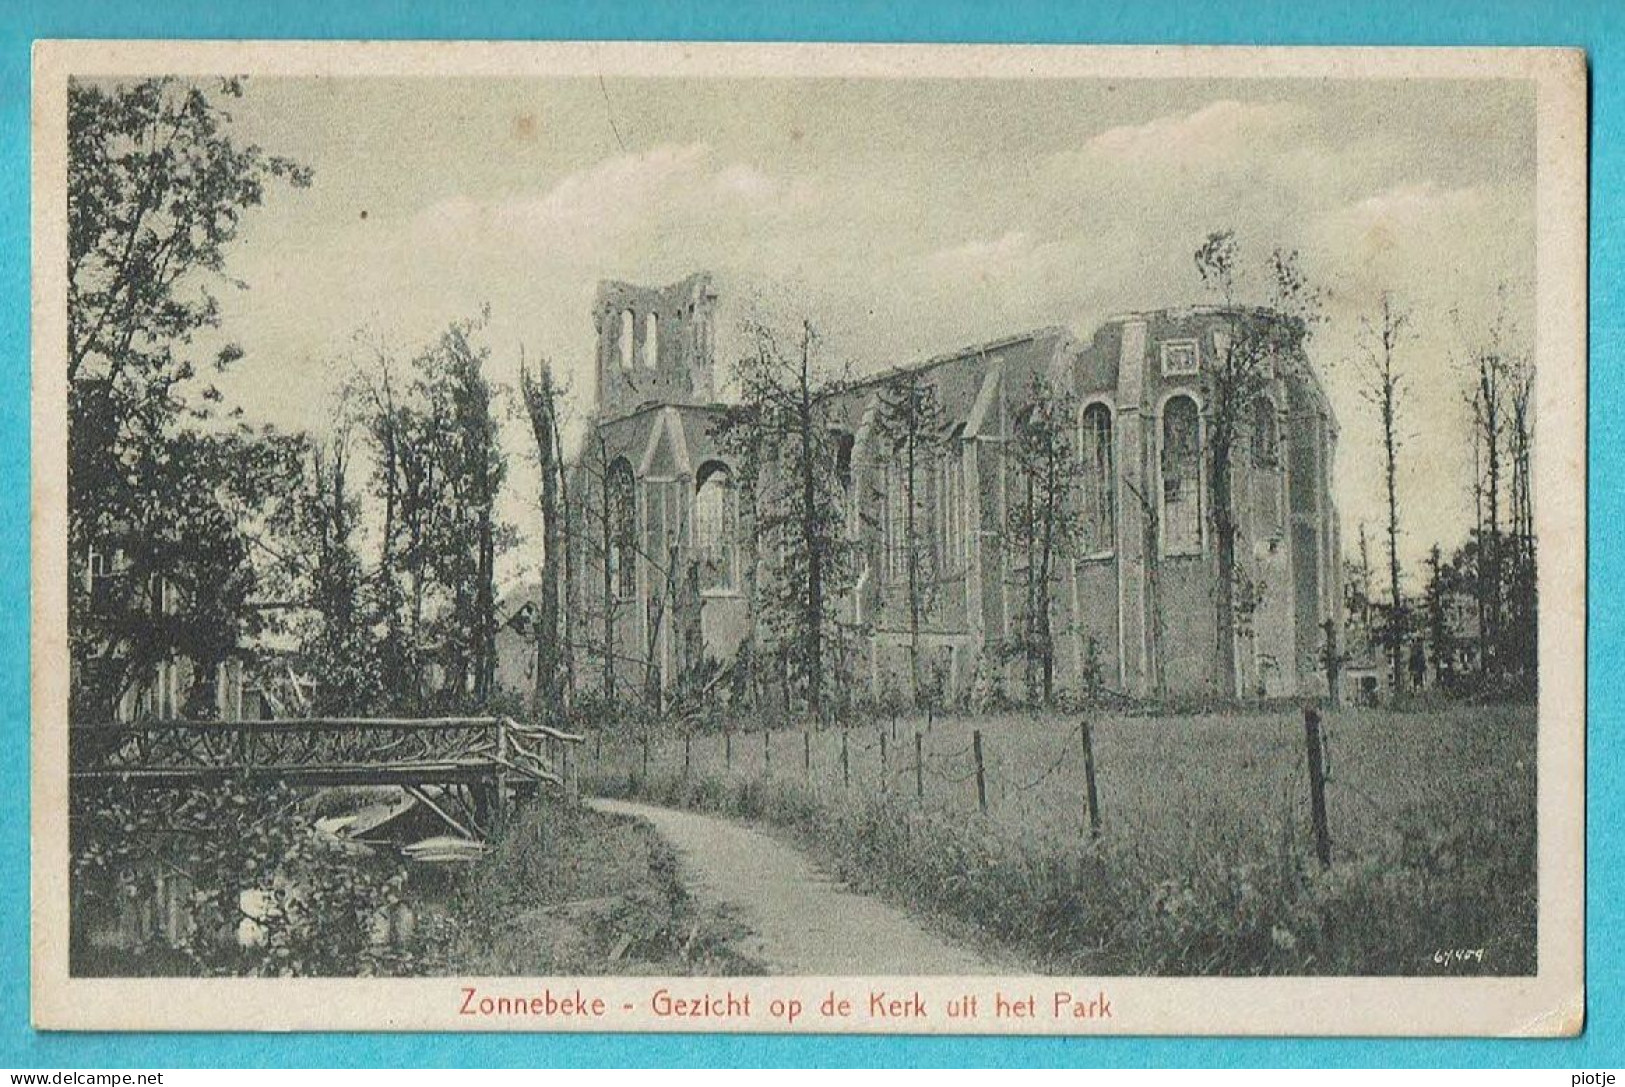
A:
[593, 272, 718, 417]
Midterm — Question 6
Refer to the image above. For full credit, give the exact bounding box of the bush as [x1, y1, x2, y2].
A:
[71, 779, 443, 976]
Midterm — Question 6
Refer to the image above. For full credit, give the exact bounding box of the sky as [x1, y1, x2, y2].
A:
[188, 73, 1536, 588]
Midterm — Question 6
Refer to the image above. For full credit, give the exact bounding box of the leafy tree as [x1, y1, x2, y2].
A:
[67, 76, 310, 720]
[72, 429, 295, 721]
[356, 314, 509, 713]
[253, 421, 388, 717]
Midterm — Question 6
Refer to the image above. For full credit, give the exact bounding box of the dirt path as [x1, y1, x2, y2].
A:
[587, 798, 994, 975]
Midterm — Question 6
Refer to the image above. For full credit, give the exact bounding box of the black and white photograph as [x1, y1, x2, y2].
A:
[31, 41, 1586, 1034]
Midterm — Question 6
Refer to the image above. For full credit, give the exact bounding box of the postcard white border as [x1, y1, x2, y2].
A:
[29, 40, 1588, 1036]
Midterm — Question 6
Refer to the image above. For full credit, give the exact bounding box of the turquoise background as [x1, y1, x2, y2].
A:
[0, 0, 1612, 1069]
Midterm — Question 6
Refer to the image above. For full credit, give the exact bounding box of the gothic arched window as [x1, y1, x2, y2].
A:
[644, 312, 659, 368]
[618, 310, 634, 371]
[608, 457, 637, 598]
[694, 462, 738, 593]
[1079, 401, 1115, 555]
[1250, 396, 1284, 540]
[1161, 395, 1202, 556]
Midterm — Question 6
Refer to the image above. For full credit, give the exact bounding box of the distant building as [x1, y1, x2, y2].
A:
[80, 546, 304, 723]
[563, 272, 1341, 705]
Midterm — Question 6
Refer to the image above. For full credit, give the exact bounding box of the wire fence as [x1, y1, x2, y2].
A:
[581, 703, 1529, 864]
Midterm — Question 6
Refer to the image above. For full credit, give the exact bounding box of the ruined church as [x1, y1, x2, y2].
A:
[568, 272, 1341, 705]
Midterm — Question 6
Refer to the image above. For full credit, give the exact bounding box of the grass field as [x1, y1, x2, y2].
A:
[421, 795, 761, 976]
[584, 704, 1537, 976]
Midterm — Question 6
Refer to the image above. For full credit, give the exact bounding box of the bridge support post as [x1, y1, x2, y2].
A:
[563, 741, 579, 807]
[492, 720, 510, 837]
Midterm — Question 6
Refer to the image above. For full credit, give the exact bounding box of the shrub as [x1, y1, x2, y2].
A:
[71, 778, 441, 976]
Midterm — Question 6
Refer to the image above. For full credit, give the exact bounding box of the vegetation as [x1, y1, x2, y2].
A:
[1001, 375, 1084, 706]
[343, 312, 511, 715]
[1192, 230, 1322, 699]
[63, 79, 1545, 984]
[712, 319, 857, 723]
[434, 796, 757, 976]
[1461, 291, 1539, 693]
[67, 75, 312, 722]
[71, 780, 424, 976]
[872, 369, 951, 707]
[71, 784, 757, 977]
[1356, 292, 1414, 694]
[586, 705, 1536, 975]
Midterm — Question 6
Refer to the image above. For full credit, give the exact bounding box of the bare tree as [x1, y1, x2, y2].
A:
[872, 371, 949, 707]
[1003, 374, 1082, 706]
[520, 355, 565, 722]
[713, 319, 854, 723]
[1356, 293, 1412, 693]
[1458, 287, 1534, 687]
[1193, 230, 1321, 698]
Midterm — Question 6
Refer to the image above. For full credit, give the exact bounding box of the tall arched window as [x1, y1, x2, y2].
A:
[936, 427, 965, 576]
[832, 430, 854, 494]
[607, 457, 637, 598]
[644, 312, 659, 368]
[618, 311, 634, 371]
[1250, 396, 1283, 540]
[881, 464, 909, 584]
[1079, 402, 1115, 555]
[1161, 395, 1202, 556]
[694, 462, 738, 592]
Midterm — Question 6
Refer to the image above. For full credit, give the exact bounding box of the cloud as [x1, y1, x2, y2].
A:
[1082, 100, 1306, 166]
[414, 142, 716, 249]
[1315, 180, 1515, 303]
[926, 230, 1038, 276]
[1343, 181, 1491, 234]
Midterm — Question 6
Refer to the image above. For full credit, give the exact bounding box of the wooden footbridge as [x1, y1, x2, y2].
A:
[69, 716, 583, 836]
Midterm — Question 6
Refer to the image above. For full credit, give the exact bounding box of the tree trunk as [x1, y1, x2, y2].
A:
[476, 506, 495, 703]
[554, 417, 575, 708]
[600, 452, 616, 704]
[802, 401, 824, 720]
[905, 430, 922, 707]
[1211, 441, 1239, 700]
[1383, 388, 1403, 696]
[525, 367, 563, 722]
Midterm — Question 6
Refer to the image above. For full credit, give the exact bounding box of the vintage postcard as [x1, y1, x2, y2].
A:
[30, 41, 1587, 1035]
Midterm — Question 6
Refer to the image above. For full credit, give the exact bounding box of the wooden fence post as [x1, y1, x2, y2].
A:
[683, 733, 692, 778]
[641, 735, 650, 781]
[1303, 706, 1332, 867]
[725, 729, 733, 770]
[914, 731, 924, 803]
[972, 729, 987, 814]
[879, 730, 888, 793]
[841, 730, 850, 790]
[1080, 717, 1101, 838]
[764, 729, 771, 776]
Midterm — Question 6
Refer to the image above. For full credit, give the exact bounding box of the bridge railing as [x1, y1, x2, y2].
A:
[69, 715, 584, 791]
